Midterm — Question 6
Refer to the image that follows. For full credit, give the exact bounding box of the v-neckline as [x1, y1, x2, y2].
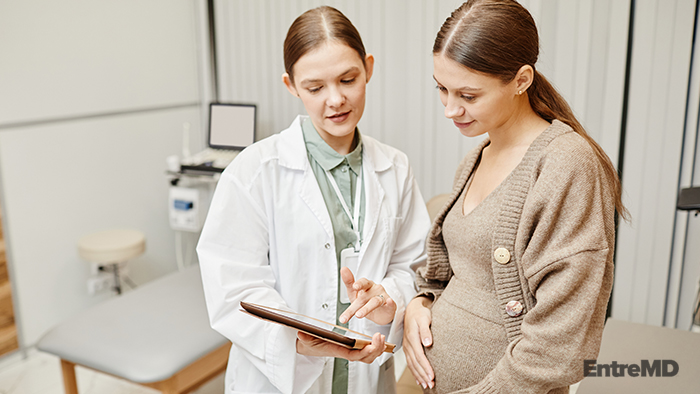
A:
[461, 149, 523, 217]
[456, 120, 562, 218]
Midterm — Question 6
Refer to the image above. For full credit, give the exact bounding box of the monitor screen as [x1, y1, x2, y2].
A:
[208, 103, 256, 150]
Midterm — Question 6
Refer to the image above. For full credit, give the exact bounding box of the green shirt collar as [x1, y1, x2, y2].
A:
[302, 117, 363, 174]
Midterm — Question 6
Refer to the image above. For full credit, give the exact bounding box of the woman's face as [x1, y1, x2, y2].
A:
[433, 53, 518, 138]
[284, 41, 374, 153]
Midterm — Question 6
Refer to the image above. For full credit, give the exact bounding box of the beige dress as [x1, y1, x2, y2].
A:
[417, 121, 613, 394]
[424, 173, 510, 393]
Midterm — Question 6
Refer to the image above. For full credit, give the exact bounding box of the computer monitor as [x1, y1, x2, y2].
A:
[208, 103, 256, 150]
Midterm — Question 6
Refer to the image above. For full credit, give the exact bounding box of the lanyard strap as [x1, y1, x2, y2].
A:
[324, 166, 362, 250]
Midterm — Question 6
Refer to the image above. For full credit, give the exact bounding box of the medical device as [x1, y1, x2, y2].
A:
[168, 186, 210, 232]
[180, 103, 257, 173]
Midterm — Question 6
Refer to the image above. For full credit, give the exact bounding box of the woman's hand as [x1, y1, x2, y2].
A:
[338, 267, 397, 325]
[404, 296, 435, 389]
[296, 331, 386, 363]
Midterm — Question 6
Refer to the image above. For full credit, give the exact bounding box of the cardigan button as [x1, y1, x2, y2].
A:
[494, 247, 511, 264]
[505, 300, 523, 317]
[324, 243, 331, 249]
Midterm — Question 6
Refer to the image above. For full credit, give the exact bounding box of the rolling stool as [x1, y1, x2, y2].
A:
[78, 229, 146, 294]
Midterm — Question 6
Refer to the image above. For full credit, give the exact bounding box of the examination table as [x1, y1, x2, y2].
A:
[37, 264, 230, 394]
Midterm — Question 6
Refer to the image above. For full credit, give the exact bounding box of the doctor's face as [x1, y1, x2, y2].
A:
[284, 41, 374, 153]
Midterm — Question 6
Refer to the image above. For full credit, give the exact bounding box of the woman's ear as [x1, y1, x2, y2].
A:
[364, 54, 375, 83]
[514, 64, 534, 95]
[282, 72, 299, 97]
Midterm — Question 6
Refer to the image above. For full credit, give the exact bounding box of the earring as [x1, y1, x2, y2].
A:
[518, 90, 522, 95]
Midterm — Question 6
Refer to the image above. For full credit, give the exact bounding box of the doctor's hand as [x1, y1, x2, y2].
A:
[404, 296, 435, 390]
[338, 267, 397, 326]
[295, 331, 386, 364]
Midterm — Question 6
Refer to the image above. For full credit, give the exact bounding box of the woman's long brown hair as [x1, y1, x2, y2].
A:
[434, 0, 629, 221]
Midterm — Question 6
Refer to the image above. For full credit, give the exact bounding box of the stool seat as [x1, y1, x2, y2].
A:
[78, 229, 145, 264]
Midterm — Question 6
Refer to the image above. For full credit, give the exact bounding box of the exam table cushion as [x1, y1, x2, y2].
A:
[37, 265, 227, 383]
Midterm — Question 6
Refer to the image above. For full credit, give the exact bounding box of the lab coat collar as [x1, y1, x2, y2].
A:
[360, 135, 392, 173]
[278, 116, 392, 174]
[278, 115, 393, 253]
[278, 116, 311, 171]
[301, 117, 363, 175]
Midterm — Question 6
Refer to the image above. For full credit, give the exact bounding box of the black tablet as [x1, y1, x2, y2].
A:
[239, 301, 394, 353]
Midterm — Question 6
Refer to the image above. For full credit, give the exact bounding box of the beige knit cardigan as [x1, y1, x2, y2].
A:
[416, 121, 616, 394]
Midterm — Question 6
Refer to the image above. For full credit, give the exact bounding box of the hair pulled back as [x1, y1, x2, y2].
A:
[435, 0, 628, 220]
[283, 6, 366, 83]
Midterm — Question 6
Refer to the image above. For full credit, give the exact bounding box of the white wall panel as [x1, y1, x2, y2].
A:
[0, 108, 201, 346]
[599, 0, 633, 161]
[553, 1, 577, 103]
[214, 0, 630, 200]
[526, 0, 630, 164]
[0, 0, 200, 125]
[613, 0, 697, 326]
[0, 0, 206, 347]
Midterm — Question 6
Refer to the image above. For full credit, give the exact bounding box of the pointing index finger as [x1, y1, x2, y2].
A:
[352, 277, 372, 291]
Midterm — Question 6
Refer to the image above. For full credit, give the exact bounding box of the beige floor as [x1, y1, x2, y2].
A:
[0, 348, 224, 394]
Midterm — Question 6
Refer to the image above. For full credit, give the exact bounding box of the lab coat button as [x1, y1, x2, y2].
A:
[494, 247, 511, 264]
[324, 243, 331, 249]
[505, 300, 523, 317]
[322, 303, 329, 309]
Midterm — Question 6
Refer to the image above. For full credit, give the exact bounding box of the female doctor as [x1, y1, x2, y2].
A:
[197, 6, 431, 394]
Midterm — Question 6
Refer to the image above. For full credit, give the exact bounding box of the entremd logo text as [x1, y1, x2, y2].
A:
[584, 360, 679, 377]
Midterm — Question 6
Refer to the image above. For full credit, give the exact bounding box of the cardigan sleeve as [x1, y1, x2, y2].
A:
[450, 135, 616, 394]
[414, 269, 450, 300]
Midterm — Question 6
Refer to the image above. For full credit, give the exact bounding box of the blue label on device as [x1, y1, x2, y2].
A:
[174, 200, 194, 210]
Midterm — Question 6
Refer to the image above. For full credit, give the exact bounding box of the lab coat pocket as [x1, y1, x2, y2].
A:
[377, 356, 397, 393]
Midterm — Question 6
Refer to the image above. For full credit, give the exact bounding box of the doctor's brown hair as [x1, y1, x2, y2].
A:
[435, 0, 629, 220]
[283, 6, 366, 83]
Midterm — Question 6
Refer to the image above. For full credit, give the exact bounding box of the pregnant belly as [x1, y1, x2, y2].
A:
[424, 295, 509, 393]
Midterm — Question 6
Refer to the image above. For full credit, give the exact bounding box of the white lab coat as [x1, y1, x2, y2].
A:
[197, 116, 430, 394]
